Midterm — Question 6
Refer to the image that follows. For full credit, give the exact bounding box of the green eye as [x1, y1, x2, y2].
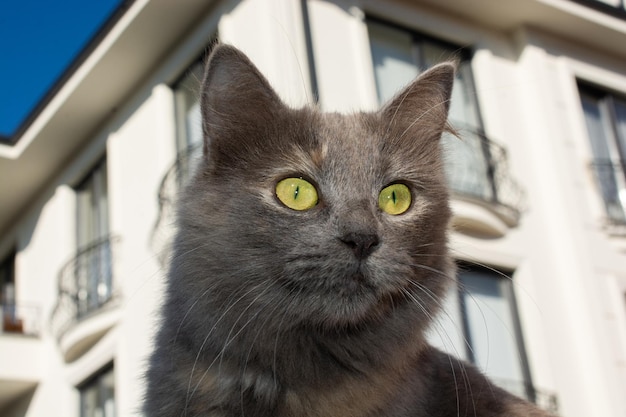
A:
[276, 178, 318, 211]
[379, 183, 411, 215]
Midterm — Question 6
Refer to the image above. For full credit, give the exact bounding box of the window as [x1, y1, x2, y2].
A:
[579, 85, 626, 225]
[173, 60, 205, 184]
[151, 56, 210, 264]
[367, 20, 507, 206]
[75, 157, 112, 318]
[80, 365, 115, 417]
[459, 266, 534, 399]
[0, 250, 17, 332]
[429, 264, 535, 402]
[76, 157, 109, 249]
[368, 20, 480, 125]
[0, 250, 15, 307]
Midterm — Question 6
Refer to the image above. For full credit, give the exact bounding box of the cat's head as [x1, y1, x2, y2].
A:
[174, 44, 455, 336]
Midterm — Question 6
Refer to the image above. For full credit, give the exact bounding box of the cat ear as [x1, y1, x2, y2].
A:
[380, 62, 456, 141]
[200, 44, 285, 165]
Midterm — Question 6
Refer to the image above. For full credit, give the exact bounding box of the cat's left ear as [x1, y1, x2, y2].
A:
[380, 62, 456, 141]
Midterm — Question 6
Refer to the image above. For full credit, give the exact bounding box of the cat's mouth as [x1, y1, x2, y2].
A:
[279, 251, 408, 326]
[338, 262, 376, 291]
[324, 263, 405, 321]
[330, 273, 373, 300]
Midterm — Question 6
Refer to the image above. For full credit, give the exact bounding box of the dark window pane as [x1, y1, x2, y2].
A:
[581, 93, 612, 161]
[579, 87, 626, 223]
[613, 98, 626, 160]
[80, 365, 115, 417]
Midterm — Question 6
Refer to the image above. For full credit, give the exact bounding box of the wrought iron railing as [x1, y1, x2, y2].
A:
[590, 160, 626, 225]
[492, 378, 559, 414]
[51, 236, 119, 338]
[1, 303, 41, 336]
[444, 125, 525, 220]
[157, 143, 203, 208]
[151, 144, 203, 265]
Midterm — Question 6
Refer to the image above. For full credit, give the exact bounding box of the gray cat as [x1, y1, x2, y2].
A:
[144, 44, 552, 417]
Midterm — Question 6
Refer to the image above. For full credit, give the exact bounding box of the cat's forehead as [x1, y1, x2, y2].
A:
[277, 108, 429, 187]
[314, 112, 380, 163]
[269, 111, 378, 193]
[299, 112, 382, 178]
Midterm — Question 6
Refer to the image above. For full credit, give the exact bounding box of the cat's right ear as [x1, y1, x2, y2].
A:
[380, 62, 456, 146]
[200, 44, 284, 166]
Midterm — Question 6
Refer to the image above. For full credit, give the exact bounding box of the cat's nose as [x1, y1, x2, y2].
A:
[339, 232, 380, 259]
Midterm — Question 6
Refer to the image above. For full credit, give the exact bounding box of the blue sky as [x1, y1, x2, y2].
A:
[0, 0, 125, 141]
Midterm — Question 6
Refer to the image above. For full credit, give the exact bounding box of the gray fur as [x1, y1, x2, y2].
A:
[144, 45, 551, 417]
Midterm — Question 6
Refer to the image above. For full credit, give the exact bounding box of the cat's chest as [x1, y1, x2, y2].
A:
[278, 369, 419, 417]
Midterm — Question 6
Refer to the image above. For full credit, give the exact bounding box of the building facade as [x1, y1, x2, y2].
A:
[1, 0, 625, 416]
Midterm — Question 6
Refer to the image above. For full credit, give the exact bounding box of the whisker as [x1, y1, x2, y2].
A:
[174, 279, 222, 343]
[239, 282, 295, 416]
[216, 285, 276, 374]
[404, 282, 474, 417]
[183, 282, 264, 415]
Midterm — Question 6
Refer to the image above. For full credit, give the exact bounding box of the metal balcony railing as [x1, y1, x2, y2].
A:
[51, 236, 119, 338]
[590, 160, 626, 226]
[157, 143, 203, 209]
[151, 144, 202, 265]
[1, 303, 41, 336]
[444, 125, 525, 220]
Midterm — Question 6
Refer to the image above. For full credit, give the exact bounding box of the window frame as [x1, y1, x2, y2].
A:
[0, 250, 15, 305]
[578, 82, 626, 225]
[365, 18, 520, 212]
[173, 59, 205, 155]
[171, 57, 208, 187]
[429, 262, 537, 402]
[456, 263, 536, 402]
[365, 16, 478, 121]
[73, 156, 113, 318]
[0, 250, 17, 332]
[79, 363, 115, 417]
[75, 156, 110, 248]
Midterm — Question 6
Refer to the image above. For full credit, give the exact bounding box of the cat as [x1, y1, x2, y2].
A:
[144, 44, 553, 417]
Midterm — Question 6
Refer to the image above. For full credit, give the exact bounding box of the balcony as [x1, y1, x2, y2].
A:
[151, 144, 202, 265]
[590, 160, 626, 228]
[0, 305, 42, 413]
[1, 304, 40, 336]
[444, 126, 525, 237]
[51, 236, 121, 362]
